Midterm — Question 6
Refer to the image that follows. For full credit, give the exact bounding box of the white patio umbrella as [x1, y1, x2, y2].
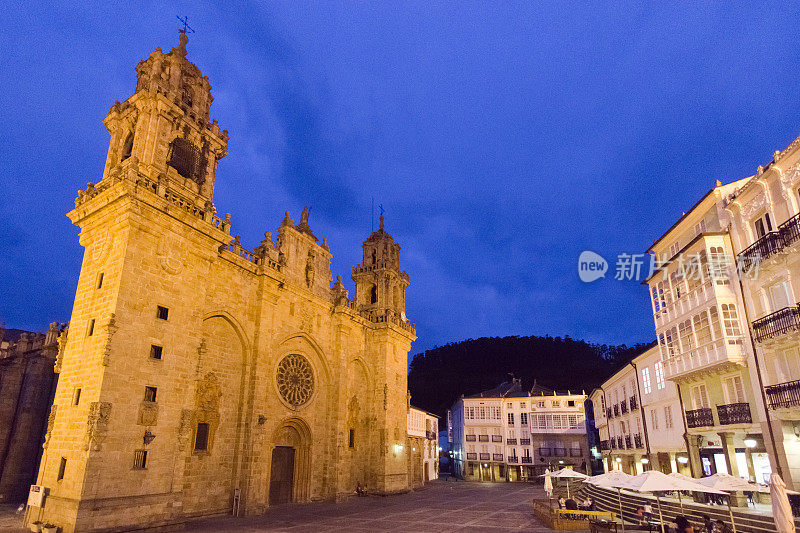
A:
[621, 470, 726, 532]
[770, 473, 796, 533]
[667, 472, 695, 512]
[543, 467, 588, 498]
[543, 468, 553, 498]
[585, 470, 633, 531]
[696, 473, 768, 533]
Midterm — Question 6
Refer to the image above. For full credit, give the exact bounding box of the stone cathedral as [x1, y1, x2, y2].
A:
[30, 34, 416, 532]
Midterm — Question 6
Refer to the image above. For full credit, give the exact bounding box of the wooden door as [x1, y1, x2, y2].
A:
[269, 446, 295, 505]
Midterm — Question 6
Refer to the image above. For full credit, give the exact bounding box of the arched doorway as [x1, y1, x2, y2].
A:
[269, 419, 312, 505]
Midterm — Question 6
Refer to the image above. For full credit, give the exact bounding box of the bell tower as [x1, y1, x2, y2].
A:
[100, 33, 228, 205]
[352, 215, 409, 319]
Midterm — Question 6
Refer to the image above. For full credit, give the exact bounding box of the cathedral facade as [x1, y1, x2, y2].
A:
[30, 34, 415, 533]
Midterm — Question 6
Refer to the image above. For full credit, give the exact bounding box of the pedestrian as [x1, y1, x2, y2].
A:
[675, 516, 695, 533]
[637, 507, 644, 524]
[712, 519, 730, 533]
[643, 503, 653, 522]
[701, 514, 713, 533]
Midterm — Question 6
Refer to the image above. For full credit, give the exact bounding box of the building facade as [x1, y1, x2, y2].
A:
[0, 325, 60, 503]
[450, 380, 590, 482]
[591, 345, 689, 476]
[28, 34, 417, 533]
[406, 405, 439, 486]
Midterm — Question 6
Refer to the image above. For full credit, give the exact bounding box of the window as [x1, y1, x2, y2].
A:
[520, 413, 528, 425]
[723, 375, 746, 404]
[600, 396, 606, 410]
[121, 132, 134, 161]
[195, 422, 210, 451]
[552, 401, 560, 408]
[670, 241, 681, 257]
[57, 457, 66, 481]
[768, 281, 793, 312]
[144, 386, 157, 403]
[156, 305, 169, 320]
[87, 319, 95, 336]
[567, 400, 575, 407]
[694, 220, 707, 236]
[754, 213, 773, 239]
[651, 286, 661, 314]
[520, 402, 526, 409]
[97, 272, 104, 289]
[691, 384, 710, 410]
[507, 402, 513, 408]
[720, 304, 741, 336]
[73, 388, 81, 406]
[133, 450, 147, 470]
[679, 319, 695, 351]
[538, 401, 545, 408]
[709, 306, 722, 339]
[642, 367, 652, 394]
[664, 405, 673, 429]
[150, 344, 163, 360]
[370, 285, 378, 304]
[654, 362, 665, 390]
[670, 271, 683, 300]
[694, 310, 711, 346]
[665, 327, 678, 356]
[507, 413, 514, 425]
[650, 408, 659, 430]
[349, 429, 355, 448]
[167, 137, 205, 184]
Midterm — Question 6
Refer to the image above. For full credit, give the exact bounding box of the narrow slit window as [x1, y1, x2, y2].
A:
[57, 457, 67, 481]
[156, 306, 169, 320]
[87, 319, 95, 336]
[150, 345, 163, 360]
[133, 450, 147, 470]
[194, 422, 210, 451]
[73, 388, 81, 406]
[349, 429, 355, 448]
[144, 386, 157, 403]
[97, 272, 104, 289]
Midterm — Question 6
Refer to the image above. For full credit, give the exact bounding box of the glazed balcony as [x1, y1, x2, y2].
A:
[620, 401, 628, 414]
[630, 395, 638, 410]
[663, 337, 747, 381]
[686, 407, 714, 428]
[765, 379, 800, 410]
[752, 305, 800, 343]
[717, 402, 752, 425]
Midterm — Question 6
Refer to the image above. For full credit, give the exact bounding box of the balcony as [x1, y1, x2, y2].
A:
[616, 436, 623, 449]
[686, 407, 714, 428]
[539, 447, 551, 456]
[634, 434, 643, 449]
[478, 435, 489, 442]
[479, 453, 490, 461]
[607, 408, 613, 419]
[467, 452, 477, 460]
[506, 438, 518, 445]
[521, 456, 532, 463]
[624, 436, 632, 449]
[493, 453, 504, 461]
[717, 402, 752, 425]
[466, 435, 476, 442]
[491, 435, 503, 443]
[766, 379, 800, 409]
[620, 401, 628, 414]
[426, 430, 437, 440]
[630, 395, 638, 410]
[599, 440, 610, 451]
[752, 305, 800, 343]
[610, 439, 617, 450]
[613, 404, 619, 416]
[663, 338, 747, 381]
[738, 231, 783, 272]
[508, 456, 519, 463]
[554, 447, 567, 457]
[520, 438, 531, 445]
[570, 448, 582, 457]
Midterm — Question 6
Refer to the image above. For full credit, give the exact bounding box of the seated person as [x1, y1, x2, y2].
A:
[565, 498, 579, 510]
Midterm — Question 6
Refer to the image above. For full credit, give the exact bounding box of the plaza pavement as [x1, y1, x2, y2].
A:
[0, 481, 552, 532]
[191, 480, 551, 532]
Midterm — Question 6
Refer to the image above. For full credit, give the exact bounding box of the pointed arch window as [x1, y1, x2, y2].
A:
[370, 284, 378, 304]
[168, 137, 206, 185]
[121, 132, 134, 161]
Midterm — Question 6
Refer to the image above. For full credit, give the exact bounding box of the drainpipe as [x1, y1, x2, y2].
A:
[631, 362, 652, 469]
[736, 269, 783, 479]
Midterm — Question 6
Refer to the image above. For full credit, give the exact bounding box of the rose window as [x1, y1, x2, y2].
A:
[276, 354, 314, 407]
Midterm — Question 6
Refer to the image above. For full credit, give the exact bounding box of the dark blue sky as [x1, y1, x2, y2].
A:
[3, 2, 800, 354]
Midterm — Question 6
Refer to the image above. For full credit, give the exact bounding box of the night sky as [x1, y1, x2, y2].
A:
[4, 2, 800, 356]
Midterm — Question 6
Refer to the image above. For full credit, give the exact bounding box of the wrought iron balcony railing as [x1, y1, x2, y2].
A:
[521, 456, 532, 463]
[753, 305, 800, 342]
[606, 408, 613, 419]
[491, 435, 503, 443]
[506, 438, 517, 445]
[624, 436, 632, 449]
[478, 435, 489, 442]
[465, 435, 476, 442]
[620, 401, 628, 414]
[610, 439, 617, 450]
[467, 452, 477, 460]
[508, 455, 519, 463]
[520, 438, 531, 445]
[738, 231, 783, 271]
[634, 434, 643, 449]
[493, 453, 504, 461]
[479, 453, 491, 461]
[630, 395, 638, 410]
[766, 379, 800, 409]
[616, 436, 623, 449]
[685, 407, 714, 428]
[717, 402, 752, 425]
[781, 212, 800, 247]
[613, 404, 619, 416]
[599, 440, 610, 451]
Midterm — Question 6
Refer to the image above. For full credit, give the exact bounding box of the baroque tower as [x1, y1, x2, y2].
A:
[31, 34, 416, 533]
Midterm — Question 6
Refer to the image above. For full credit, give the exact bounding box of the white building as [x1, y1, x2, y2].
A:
[450, 380, 590, 481]
[591, 345, 688, 475]
[407, 405, 439, 485]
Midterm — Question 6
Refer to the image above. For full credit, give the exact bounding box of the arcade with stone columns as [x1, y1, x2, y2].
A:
[29, 34, 416, 533]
